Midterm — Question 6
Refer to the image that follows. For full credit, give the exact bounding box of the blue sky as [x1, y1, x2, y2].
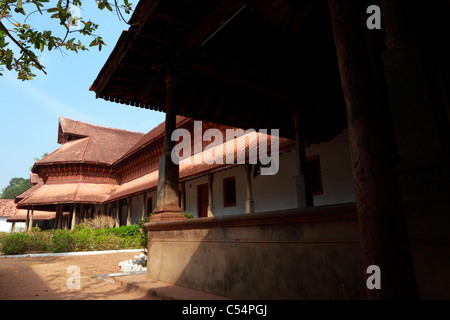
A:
[0, 0, 165, 192]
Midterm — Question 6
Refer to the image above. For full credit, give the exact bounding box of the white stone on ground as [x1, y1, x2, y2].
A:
[118, 253, 147, 272]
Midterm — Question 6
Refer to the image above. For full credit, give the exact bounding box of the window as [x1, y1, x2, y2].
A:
[147, 197, 153, 215]
[223, 177, 236, 207]
[306, 155, 323, 195]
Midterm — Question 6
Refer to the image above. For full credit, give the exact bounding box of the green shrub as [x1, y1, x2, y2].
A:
[0, 232, 8, 251]
[1, 221, 150, 255]
[110, 225, 140, 238]
[0, 232, 53, 255]
[1, 233, 30, 255]
[183, 212, 195, 219]
[28, 232, 52, 253]
[52, 230, 76, 253]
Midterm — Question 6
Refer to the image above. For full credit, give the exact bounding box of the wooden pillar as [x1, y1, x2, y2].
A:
[25, 208, 30, 232]
[245, 164, 255, 213]
[328, 0, 418, 299]
[62, 205, 67, 229]
[115, 200, 121, 227]
[68, 203, 73, 229]
[380, 0, 446, 170]
[10, 222, 15, 232]
[79, 203, 85, 224]
[292, 108, 314, 208]
[207, 174, 215, 217]
[54, 205, 59, 229]
[142, 193, 147, 220]
[152, 71, 185, 222]
[56, 204, 63, 229]
[63, 210, 68, 229]
[71, 203, 77, 230]
[29, 206, 34, 231]
[127, 197, 132, 226]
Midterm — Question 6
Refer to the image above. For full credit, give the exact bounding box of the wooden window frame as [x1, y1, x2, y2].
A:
[223, 176, 237, 207]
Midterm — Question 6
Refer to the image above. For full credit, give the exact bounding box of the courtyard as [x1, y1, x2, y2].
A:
[0, 251, 153, 300]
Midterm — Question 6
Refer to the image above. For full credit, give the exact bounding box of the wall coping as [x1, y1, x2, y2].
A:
[144, 203, 357, 231]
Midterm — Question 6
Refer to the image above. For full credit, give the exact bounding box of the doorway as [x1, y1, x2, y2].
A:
[197, 183, 208, 218]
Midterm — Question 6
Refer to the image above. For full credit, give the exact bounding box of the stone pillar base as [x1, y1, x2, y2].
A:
[150, 205, 185, 222]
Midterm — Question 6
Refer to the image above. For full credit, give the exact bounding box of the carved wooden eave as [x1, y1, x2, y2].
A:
[91, 0, 348, 144]
[35, 162, 118, 185]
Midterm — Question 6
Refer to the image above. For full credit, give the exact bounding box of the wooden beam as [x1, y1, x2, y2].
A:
[178, 0, 244, 51]
[189, 64, 291, 103]
[139, 33, 172, 46]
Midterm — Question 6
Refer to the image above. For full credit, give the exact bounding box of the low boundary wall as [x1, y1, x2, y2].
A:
[145, 203, 366, 299]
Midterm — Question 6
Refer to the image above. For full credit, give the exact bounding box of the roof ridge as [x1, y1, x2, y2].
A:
[59, 117, 145, 135]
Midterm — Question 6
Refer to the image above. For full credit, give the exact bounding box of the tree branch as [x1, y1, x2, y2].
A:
[0, 20, 47, 75]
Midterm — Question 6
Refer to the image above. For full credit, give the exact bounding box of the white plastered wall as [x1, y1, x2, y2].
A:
[122, 128, 355, 221]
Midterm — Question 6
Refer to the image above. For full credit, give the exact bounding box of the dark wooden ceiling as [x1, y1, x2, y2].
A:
[91, 0, 348, 143]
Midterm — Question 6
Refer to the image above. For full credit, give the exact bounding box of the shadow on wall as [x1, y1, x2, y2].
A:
[147, 198, 450, 299]
[147, 204, 367, 299]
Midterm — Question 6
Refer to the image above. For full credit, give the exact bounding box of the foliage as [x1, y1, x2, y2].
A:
[0, 231, 9, 252]
[77, 215, 115, 229]
[51, 228, 76, 252]
[0, 224, 143, 255]
[29, 152, 49, 170]
[183, 212, 195, 219]
[0, 214, 196, 255]
[137, 217, 149, 250]
[109, 224, 140, 238]
[0, 231, 51, 254]
[0, 177, 31, 199]
[0, 0, 133, 80]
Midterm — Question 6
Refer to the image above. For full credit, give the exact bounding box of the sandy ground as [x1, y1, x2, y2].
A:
[0, 251, 156, 300]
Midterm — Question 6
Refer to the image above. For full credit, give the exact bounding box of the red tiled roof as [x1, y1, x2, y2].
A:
[30, 173, 42, 185]
[107, 131, 295, 202]
[7, 210, 69, 222]
[15, 178, 44, 203]
[17, 183, 118, 207]
[21, 116, 295, 206]
[0, 199, 60, 221]
[36, 117, 145, 166]
[108, 170, 159, 201]
[0, 199, 17, 217]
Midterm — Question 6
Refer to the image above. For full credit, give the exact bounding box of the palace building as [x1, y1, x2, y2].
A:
[15, 116, 355, 229]
[14, 0, 449, 299]
[87, 0, 449, 299]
